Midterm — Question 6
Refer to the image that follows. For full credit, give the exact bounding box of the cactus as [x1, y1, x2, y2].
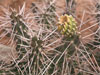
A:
[0, 1, 100, 75]
[0, 11, 45, 75]
[9, 11, 44, 75]
[46, 14, 80, 75]
[31, 2, 56, 29]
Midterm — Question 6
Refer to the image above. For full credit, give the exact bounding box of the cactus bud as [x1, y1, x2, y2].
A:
[57, 14, 77, 38]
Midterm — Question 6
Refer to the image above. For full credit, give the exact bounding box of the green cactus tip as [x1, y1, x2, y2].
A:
[57, 14, 77, 38]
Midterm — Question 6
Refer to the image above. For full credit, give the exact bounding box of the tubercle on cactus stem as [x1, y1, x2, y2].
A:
[57, 14, 78, 39]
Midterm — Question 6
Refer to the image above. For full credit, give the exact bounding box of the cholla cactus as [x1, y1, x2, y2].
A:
[9, 11, 44, 75]
[0, 8, 44, 74]
[57, 14, 77, 38]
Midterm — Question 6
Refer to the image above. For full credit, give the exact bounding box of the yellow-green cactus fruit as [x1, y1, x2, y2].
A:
[57, 14, 77, 38]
